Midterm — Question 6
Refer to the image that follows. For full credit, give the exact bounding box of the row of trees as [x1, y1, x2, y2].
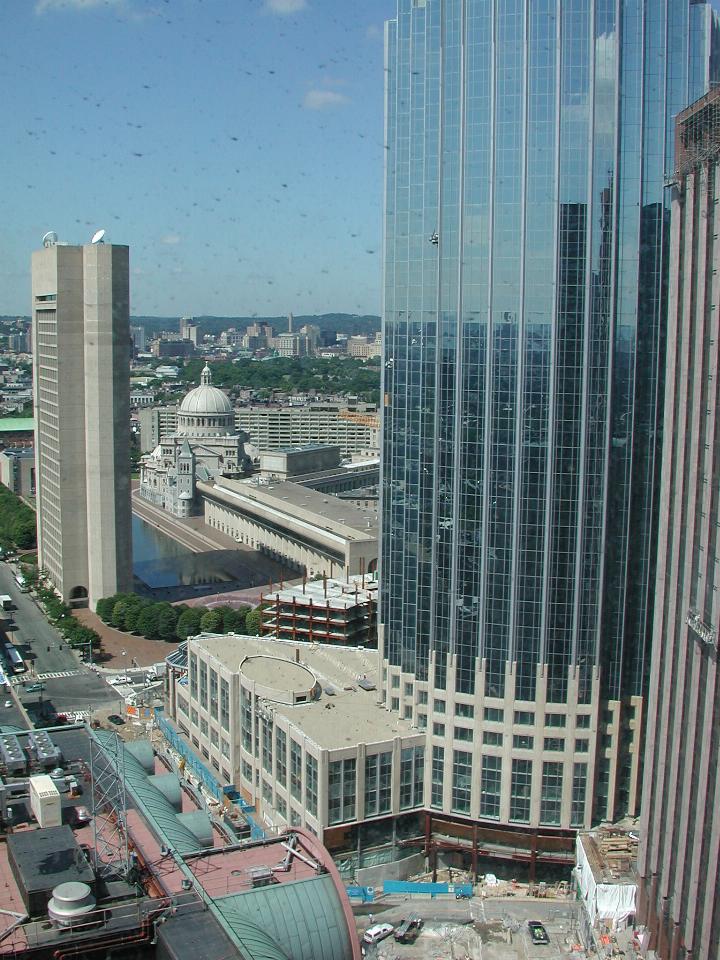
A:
[28, 570, 102, 652]
[0, 483, 36, 552]
[96, 592, 262, 642]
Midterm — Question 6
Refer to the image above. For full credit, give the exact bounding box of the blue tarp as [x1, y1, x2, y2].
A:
[383, 880, 473, 898]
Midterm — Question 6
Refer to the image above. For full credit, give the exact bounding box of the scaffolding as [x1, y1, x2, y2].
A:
[89, 729, 129, 880]
[673, 85, 720, 181]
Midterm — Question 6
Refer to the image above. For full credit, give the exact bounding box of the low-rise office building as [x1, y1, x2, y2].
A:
[167, 632, 424, 855]
[0, 448, 35, 497]
[200, 475, 378, 579]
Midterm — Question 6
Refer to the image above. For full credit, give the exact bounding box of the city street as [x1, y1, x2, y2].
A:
[0, 562, 133, 719]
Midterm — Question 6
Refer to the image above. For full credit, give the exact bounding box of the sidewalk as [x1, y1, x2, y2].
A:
[74, 609, 174, 669]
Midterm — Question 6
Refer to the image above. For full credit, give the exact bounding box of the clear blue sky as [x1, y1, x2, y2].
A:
[1, 0, 392, 318]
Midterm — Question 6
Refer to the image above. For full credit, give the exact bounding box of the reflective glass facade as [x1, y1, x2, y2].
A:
[381, 0, 718, 710]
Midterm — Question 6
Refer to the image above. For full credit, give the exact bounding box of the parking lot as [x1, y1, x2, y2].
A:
[357, 898, 587, 960]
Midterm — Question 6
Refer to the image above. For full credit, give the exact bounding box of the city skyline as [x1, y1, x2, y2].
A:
[2, 0, 391, 318]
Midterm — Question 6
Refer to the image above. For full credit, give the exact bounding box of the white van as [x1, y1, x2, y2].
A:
[362, 923, 394, 945]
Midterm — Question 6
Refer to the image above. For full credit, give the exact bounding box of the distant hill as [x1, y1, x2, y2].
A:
[131, 313, 381, 339]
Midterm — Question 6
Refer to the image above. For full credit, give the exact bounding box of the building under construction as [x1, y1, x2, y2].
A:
[260, 575, 378, 646]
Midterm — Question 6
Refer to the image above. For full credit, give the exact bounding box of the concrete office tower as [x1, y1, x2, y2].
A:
[32, 238, 132, 610]
[637, 90, 720, 960]
[380, 0, 718, 859]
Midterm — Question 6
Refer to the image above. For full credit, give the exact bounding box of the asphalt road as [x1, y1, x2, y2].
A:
[0, 562, 144, 719]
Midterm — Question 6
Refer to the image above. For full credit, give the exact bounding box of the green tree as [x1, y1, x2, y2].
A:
[216, 605, 247, 633]
[245, 607, 262, 636]
[111, 599, 131, 631]
[137, 605, 161, 641]
[200, 609, 223, 633]
[124, 599, 149, 634]
[96, 595, 119, 623]
[176, 607, 204, 640]
[11, 515, 36, 550]
[157, 605, 179, 642]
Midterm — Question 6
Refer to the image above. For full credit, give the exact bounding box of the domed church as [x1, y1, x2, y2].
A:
[139, 364, 252, 517]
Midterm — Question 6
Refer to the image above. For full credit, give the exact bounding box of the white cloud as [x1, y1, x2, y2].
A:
[161, 234, 181, 246]
[263, 0, 306, 13]
[36, 0, 122, 12]
[302, 89, 349, 111]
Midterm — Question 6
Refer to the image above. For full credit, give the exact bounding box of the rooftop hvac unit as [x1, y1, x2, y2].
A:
[0, 735, 27, 773]
[48, 882, 96, 928]
[29, 774, 61, 828]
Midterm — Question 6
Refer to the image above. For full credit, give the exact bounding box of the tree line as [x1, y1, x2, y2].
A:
[26, 570, 103, 653]
[0, 483, 36, 552]
[96, 592, 262, 642]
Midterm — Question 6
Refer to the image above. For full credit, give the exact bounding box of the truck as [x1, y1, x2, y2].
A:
[0, 596, 12, 611]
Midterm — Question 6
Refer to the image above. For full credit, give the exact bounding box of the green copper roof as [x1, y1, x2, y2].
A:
[0, 418, 34, 432]
[214, 875, 353, 960]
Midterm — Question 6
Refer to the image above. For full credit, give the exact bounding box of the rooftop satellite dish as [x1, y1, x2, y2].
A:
[42, 231, 58, 248]
[90, 229, 106, 244]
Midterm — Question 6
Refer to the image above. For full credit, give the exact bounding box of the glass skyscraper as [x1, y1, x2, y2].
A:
[380, 0, 718, 839]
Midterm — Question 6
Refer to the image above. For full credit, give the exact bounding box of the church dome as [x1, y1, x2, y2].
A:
[178, 364, 233, 416]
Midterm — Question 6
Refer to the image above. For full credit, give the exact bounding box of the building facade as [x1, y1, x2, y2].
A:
[139, 364, 251, 517]
[637, 90, 720, 960]
[0, 448, 35, 498]
[32, 238, 132, 608]
[380, 0, 718, 849]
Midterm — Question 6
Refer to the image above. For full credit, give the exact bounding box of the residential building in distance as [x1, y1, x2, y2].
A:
[139, 364, 251, 517]
[179, 315, 199, 346]
[32, 235, 132, 608]
[138, 403, 178, 452]
[0, 448, 35, 497]
[637, 89, 720, 960]
[129, 323, 146, 352]
[260, 574, 378, 647]
[380, 0, 718, 866]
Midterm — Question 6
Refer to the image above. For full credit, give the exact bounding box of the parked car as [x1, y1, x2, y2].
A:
[4, 700, 12, 708]
[394, 916, 423, 943]
[528, 921, 550, 945]
[107, 714, 125, 726]
[363, 923, 394, 945]
[108, 675, 131, 686]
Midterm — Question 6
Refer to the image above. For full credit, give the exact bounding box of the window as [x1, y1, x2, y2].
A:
[276, 795, 287, 819]
[513, 734, 534, 750]
[455, 702, 474, 718]
[418, 690, 428, 705]
[544, 737, 565, 752]
[514, 710, 534, 725]
[220, 678, 230, 731]
[510, 759, 532, 823]
[290, 807, 301, 827]
[433, 722, 445, 737]
[188, 653, 197, 700]
[404, 682, 413, 696]
[275, 728, 287, 787]
[540, 762, 563, 825]
[261, 715, 273, 773]
[209, 669, 218, 720]
[483, 730, 503, 746]
[417, 713, 427, 729]
[575, 739, 589, 753]
[434, 699, 446, 714]
[328, 758, 356, 824]
[210, 727, 219, 746]
[484, 707, 503, 722]
[221, 739, 230, 759]
[190, 708, 198, 726]
[576, 714, 591, 729]
[305, 754, 318, 817]
[199, 660, 208, 710]
[391, 674, 400, 688]
[545, 713, 566, 728]
[571, 763, 588, 827]
[242, 759, 252, 783]
[451, 750, 472, 814]
[240, 689, 252, 752]
[365, 751, 392, 817]
[177, 696, 188, 716]
[403, 705, 412, 719]
[391, 697, 400, 711]
[431, 746, 444, 807]
[454, 726, 473, 742]
[200, 718, 208, 737]
[480, 756, 502, 819]
[399, 745, 424, 809]
[262, 779, 273, 806]
[290, 740, 302, 801]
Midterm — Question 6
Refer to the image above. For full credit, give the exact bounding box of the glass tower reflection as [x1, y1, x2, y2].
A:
[382, 0, 717, 727]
